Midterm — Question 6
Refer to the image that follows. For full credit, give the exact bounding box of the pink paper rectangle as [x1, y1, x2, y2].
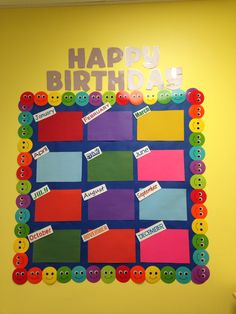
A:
[137, 150, 185, 181]
[140, 229, 190, 263]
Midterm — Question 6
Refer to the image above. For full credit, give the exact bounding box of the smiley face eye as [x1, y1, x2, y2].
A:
[36, 271, 40, 275]
[60, 271, 64, 275]
[119, 270, 123, 275]
[94, 270, 98, 275]
[139, 271, 143, 275]
[80, 271, 84, 275]
[79, 96, 82, 99]
[92, 95, 95, 99]
[164, 271, 168, 275]
[69, 95, 73, 99]
[31, 272, 34, 275]
[110, 271, 113, 274]
[119, 95, 122, 98]
[124, 270, 128, 275]
[96, 95, 100, 99]
[23, 95, 27, 99]
[65, 96, 68, 99]
[149, 272, 152, 275]
[154, 272, 158, 275]
[83, 96, 87, 99]
[75, 271, 79, 275]
[169, 271, 173, 275]
[134, 271, 137, 275]
[179, 272, 182, 276]
[89, 270, 93, 275]
[51, 272, 54, 275]
[21, 272, 25, 276]
[65, 271, 69, 275]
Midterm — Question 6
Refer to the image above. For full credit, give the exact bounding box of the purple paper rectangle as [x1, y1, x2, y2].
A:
[88, 189, 135, 220]
[87, 111, 133, 141]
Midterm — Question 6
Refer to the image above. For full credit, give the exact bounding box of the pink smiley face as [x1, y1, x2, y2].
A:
[130, 90, 143, 106]
[116, 91, 130, 105]
[89, 91, 102, 106]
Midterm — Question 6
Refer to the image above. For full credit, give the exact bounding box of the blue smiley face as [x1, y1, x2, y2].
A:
[75, 92, 89, 107]
[176, 267, 191, 284]
[18, 112, 33, 125]
[72, 266, 86, 283]
[189, 146, 205, 161]
[171, 89, 186, 104]
[193, 249, 209, 266]
[15, 208, 30, 223]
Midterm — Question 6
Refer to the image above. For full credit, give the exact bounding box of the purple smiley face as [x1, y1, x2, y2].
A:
[89, 92, 102, 106]
[191, 265, 210, 284]
[86, 265, 101, 283]
[18, 102, 33, 112]
[16, 194, 31, 208]
[190, 160, 206, 174]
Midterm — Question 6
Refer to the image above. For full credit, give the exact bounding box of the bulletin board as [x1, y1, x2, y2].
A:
[13, 88, 209, 285]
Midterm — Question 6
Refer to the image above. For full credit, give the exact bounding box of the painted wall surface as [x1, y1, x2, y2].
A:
[1, 0, 236, 313]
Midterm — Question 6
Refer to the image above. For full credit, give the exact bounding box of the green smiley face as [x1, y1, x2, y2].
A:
[101, 265, 116, 284]
[192, 234, 209, 250]
[14, 223, 30, 237]
[62, 92, 76, 106]
[16, 180, 32, 194]
[161, 266, 176, 283]
[190, 174, 206, 189]
[18, 125, 33, 139]
[189, 133, 205, 146]
[102, 91, 116, 105]
[57, 266, 72, 283]
[158, 89, 172, 104]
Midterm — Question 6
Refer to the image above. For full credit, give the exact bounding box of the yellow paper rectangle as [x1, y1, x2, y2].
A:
[137, 110, 184, 141]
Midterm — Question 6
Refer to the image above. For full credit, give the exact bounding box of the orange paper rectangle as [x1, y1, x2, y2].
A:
[88, 229, 136, 263]
[35, 189, 82, 222]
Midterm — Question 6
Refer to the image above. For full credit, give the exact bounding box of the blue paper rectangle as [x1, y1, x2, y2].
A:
[139, 188, 187, 221]
[36, 152, 82, 182]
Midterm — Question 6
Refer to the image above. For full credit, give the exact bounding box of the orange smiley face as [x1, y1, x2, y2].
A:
[34, 91, 48, 106]
[130, 90, 143, 106]
[130, 266, 145, 284]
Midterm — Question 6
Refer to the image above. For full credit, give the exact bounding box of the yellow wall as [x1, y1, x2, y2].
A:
[1, 1, 236, 313]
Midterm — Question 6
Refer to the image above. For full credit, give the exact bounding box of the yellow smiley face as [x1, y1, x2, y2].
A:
[48, 92, 61, 106]
[192, 219, 208, 234]
[143, 92, 158, 105]
[189, 119, 205, 132]
[17, 139, 33, 153]
[42, 267, 57, 285]
[145, 266, 161, 284]
[13, 238, 29, 253]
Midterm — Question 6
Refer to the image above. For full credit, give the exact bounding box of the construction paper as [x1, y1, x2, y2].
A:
[140, 229, 190, 263]
[137, 110, 184, 141]
[33, 230, 81, 262]
[38, 112, 83, 142]
[88, 189, 135, 220]
[138, 150, 185, 181]
[88, 111, 133, 141]
[88, 229, 136, 263]
[139, 189, 187, 221]
[36, 152, 82, 182]
[35, 189, 82, 222]
[88, 151, 133, 181]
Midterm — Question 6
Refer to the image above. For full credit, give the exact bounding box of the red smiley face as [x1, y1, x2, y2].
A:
[191, 189, 207, 203]
[17, 152, 32, 167]
[130, 90, 143, 106]
[116, 265, 130, 283]
[116, 91, 130, 105]
[16, 166, 32, 180]
[27, 267, 42, 284]
[189, 105, 205, 118]
[13, 253, 29, 268]
[130, 266, 145, 284]
[191, 204, 208, 219]
[20, 92, 34, 106]
[189, 90, 204, 105]
[12, 268, 27, 285]
[34, 91, 48, 106]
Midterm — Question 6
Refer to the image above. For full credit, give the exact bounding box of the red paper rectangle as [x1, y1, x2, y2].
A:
[35, 189, 82, 222]
[88, 229, 136, 263]
[38, 112, 83, 142]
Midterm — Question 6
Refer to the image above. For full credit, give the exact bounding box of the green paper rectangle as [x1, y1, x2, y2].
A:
[33, 230, 81, 263]
[88, 151, 133, 181]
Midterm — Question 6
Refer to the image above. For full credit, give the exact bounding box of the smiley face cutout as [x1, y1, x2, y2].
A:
[192, 219, 208, 234]
[191, 265, 210, 284]
[13, 238, 29, 253]
[13, 253, 28, 268]
[116, 91, 130, 106]
[16, 180, 32, 194]
[48, 92, 61, 106]
[193, 249, 209, 266]
[161, 266, 176, 283]
[130, 266, 145, 284]
[17, 152, 32, 167]
[192, 234, 209, 250]
[189, 90, 204, 105]
[102, 91, 116, 106]
[75, 91, 89, 107]
[189, 119, 205, 133]
[14, 223, 30, 237]
[18, 112, 33, 125]
[27, 267, 42, 284]
[189, 133, 205, 146]
[143, 92, 157, 105]
[190, 175, 206, 189]
[86, 265, 101, 283]
[42, 267, 57, 285]
[189, 146, 205, 161]
[189, 105, 205, 118]
[89, 91, 102, 106]
[62, 92, 76, 106]
[20, 92, 34, 106]
[190, 189, 207, 203]
[12, 268, 27, 285]
[116, 265, 130, 283]
[145, 266, 160, 284]
[57, 266, 72, 283]
[158, 89, 172, 105]
[101, 265, 116, 284]
[176, 267, 191, 284]
[190, 161, 206, 175]
[191, 204, 208, 219]
[72, 266, 87, 283]
[34, 91, 48, 106]
[130, 90, 143, 106]
[171, 89, 186, 104]
[17, 139, 33, 153]
[16, 194, 31, 208]
[16, 166, 32, 180]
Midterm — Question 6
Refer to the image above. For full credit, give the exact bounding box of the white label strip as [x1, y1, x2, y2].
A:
[133, 146, 150, 159]
[135, 181, 161, 201]
[133, 106, 151, 119]
[32, 145, 49, 160]
[33, 107, 56, 122]
[28, 225, 53, 243]
[136, 221, 166, 242]
[84, 146, 102, 161]
[82, 184, 107, 201]
[31, 185, 50, 200]
[81, 224, 109, 242]
[82, 102, 111, 124]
